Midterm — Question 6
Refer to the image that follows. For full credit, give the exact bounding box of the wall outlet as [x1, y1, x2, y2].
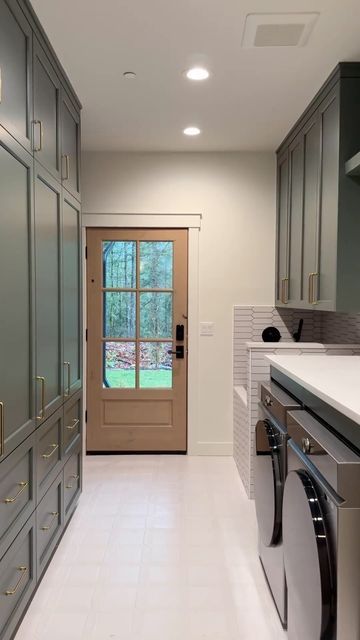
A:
[200, 322, 215, 336]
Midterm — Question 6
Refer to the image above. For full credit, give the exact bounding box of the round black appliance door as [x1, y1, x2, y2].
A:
[254, 419, 282, 547]
[283, 470, 334, 640]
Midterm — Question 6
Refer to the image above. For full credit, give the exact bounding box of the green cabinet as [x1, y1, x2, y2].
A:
[61, 90, 81, 201]
[276, 64, 360, 312]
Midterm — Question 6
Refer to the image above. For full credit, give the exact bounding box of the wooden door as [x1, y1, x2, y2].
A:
[33, 38, 61, 181]
[61, 89, 81, 201]
[86, 229, 188, 452]
[276, 150, 289, 305]
[0, 129, 35, 460]
[63, 192, 82, 398]
[34, 163, 63, 423]
[0, 0, 33, 153]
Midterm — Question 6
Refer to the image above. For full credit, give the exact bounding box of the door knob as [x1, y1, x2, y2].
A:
[167, 346, 184, 359]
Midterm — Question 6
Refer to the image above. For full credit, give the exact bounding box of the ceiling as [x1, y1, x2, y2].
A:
[31, 0, 360, 152]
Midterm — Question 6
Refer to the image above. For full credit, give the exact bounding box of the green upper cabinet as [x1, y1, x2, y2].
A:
[63, 192, 82, 398]
[276, 64, 360, 312]
[0, 129, 35, 460]
[33, 37, 61, 181]
[61, 89, 81, 201]
[0, 0, 33, 153]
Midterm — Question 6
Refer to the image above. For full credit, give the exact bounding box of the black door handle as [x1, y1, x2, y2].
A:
[167, 346, 184, 359]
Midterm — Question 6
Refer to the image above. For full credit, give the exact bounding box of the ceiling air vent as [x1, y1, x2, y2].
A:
[242, 13, 319, 48]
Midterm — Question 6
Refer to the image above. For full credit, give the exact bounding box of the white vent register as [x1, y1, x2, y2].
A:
[242, 13, 319, 48]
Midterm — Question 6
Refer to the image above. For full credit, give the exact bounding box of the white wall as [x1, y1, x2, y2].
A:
[82, 151, 276, 454]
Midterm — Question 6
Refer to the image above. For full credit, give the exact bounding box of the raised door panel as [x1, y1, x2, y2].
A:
[63, 391, 82, 458]
[276, 151, 289, 305]
[34, 164, 63, 422]
[33, 38, 61, 180]
[63, 194, 82, 398]
[36, 407, 63, 500]
[0, 0, 32, 152]
[61, 90, 80, 200]
[288, 136, 304, 305]
[63, 441, 81, 521]
[0, 130, 35, 461]
[315, 92, 339, 310]
[302, 115, 320, 306]
[36, 473, 63, 578]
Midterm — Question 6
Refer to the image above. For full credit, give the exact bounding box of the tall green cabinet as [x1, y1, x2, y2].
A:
[0, 1, 82, 638]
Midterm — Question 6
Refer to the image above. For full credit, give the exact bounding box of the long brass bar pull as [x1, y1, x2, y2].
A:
[41, 511, 59, 532]
[283, 277, 289, 304]
[5, 566, 28, 596]
[32, 120, 43, 152]
[312, 272, 319, 304]
[66, 474, 79, 489]
[36, 376, 46, 420]
[41, 443, 59, 459]
[62, 154, 70, 180]
[0, 402, 4, 457]
[308, 273, 313, 304]
[4, 481, 29, 504]
[64, 362, 71, 397]
[66, 419, 79, 431]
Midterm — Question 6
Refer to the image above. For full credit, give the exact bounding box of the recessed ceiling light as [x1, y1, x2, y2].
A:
[183, 126, 201, 136]
[123, 71, 137, 79]
[185, 67, 210, 81]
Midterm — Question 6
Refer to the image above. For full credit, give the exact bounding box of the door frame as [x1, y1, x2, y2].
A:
[82, 213, 202, 455]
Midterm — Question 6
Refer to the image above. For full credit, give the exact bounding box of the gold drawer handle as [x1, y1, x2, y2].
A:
[66, 419, 79, 431]
[4, 482, 29, 504]
[66, 474, 79, 489]
[41, 511, 59, 532]
[41, 443, 59, 459]
[5, 566, 28, 596]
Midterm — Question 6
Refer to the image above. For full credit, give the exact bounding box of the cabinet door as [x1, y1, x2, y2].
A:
[315, 91, 339, 310]
[33, 38, 61, 180]
[287, 135, 304, 305]
[0, 0, 32, 153]
[63, 193, 82, 398]
[276, 150, 289, 304]
[34, 163, 63, 423]
[302, 115, 320, 306]
[61, 89, 81, 201]
[0, 130, 35, 461]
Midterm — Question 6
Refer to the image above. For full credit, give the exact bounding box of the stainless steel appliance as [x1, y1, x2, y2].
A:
[283, 409, 360, 640]
[254, 382, 300, 627]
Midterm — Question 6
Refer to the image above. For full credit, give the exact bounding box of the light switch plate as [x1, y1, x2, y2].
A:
[200, 322, 215, 336]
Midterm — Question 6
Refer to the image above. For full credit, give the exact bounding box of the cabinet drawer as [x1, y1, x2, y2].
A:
[64, 443, 81, 520]
[63, 392, 82, 457]
[0, 434, 36, 561]
[37, 473, 63, 577]
[37, 408, 63, 499]
[0, 514, 36, 640]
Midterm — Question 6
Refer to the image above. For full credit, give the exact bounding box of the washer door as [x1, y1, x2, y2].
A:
[254, 419, 282, 547]
[283, 470, 334, 640]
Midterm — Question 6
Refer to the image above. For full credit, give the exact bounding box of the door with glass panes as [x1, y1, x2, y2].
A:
[86, 229, 188, 452]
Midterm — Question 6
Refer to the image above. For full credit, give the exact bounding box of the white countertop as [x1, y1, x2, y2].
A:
[267, 355, 360, 425]
[245, 342, 360, 350]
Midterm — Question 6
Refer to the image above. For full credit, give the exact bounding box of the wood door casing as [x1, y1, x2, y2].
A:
[86, 228, 188, 452]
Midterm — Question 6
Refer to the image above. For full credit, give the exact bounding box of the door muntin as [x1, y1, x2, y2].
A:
[254, 419, 283, 547]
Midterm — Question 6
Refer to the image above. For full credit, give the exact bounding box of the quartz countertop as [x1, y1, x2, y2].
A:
[266, 355, 360, 425]
[245, 342, 360, 350]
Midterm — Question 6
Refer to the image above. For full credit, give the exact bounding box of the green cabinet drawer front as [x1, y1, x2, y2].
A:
[0, 434, 35, 561]
[64, 443, 81, 520]
[37, 473, 63, 577]
[0, 0, 33, 152]
[0, 514, 36, 640]
[37, 408, 63, 499]
[63, 392, 82, 456]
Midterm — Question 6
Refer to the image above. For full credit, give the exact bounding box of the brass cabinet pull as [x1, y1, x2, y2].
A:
[66, 474, 79, 489]
[281, 277, 288, 304]
[66, 419, 79, 431]
[64, 362, 71, 397]
[32, 120, 43, 152]
[4, 481, 29, 504]
[62, 154, 70, 180]
[4, 566, 28, 596]
[40, 511, 59, 532]
[0, 402, 4, 457]
[36, 376, 46, 420]
[312, 272, 319, 304]
[283, 277, 289, 304]
[308, 273, 313, 304]
[41, 443, 59, 459]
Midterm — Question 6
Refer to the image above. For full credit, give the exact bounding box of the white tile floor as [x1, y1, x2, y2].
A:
[15, 455, 287, 640]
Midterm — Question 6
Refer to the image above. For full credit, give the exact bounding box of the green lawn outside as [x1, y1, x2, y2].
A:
[105, 369, 172, 388]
